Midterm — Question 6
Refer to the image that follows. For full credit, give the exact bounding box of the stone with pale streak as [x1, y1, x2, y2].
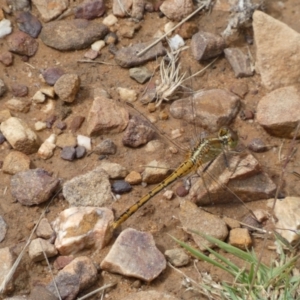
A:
[253, 11, 300, 90]
[101, 228, 166, 282]
[53, 207, 114, 255]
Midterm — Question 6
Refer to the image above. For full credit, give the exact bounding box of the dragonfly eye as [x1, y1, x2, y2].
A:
[218, 127, 238, 149]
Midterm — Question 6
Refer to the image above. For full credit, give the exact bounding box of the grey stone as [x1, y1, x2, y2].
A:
[29, 238, 58, 262]
[165, 248, 190, 267]
[32, 0, 68, 22]
[129, 66, 152, 83]
[0, 216, 8, 242]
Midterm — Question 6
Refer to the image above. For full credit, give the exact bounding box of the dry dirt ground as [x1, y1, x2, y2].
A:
[1, 0, 300, 299]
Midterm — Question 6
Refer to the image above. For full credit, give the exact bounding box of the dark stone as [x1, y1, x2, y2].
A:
[11, 83, 28, 97]
[7, 31, 39, 56]
[61, 146, 76, 161]
[16, 11, 43, 38]
[104, 32, 118, 45]
[247, 138, 268, 153]
[42, 67, 65, 86]
[69, 116, 85, 132]
[0, 51, 13, 66]
[0, 132, 6, 144]
[55, 120, 67, 130]
[112, 180, 132, 194]
[75, 0, 106, 20]
[40, 19, 109, 51]
[75, 146, 86, 158]
[45, 115, 57, 129]
[94, 139, 117, 155]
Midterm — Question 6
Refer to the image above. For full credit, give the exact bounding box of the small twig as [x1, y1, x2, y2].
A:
[77, 60, 117, 66]
[137, 0, 212, 57]
[77, 283, 117, 300]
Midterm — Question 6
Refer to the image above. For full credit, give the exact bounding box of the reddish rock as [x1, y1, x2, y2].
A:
[7, 31, 39, 56]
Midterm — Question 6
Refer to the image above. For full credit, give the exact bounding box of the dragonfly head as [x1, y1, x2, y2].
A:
[218, 127, 238, 150]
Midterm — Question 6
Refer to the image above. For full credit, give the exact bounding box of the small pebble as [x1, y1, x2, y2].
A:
[176, 184, 189, 197]
[42, 67, 65, 86]
[91, 40, 105, 52]
[16, 11, 42, 38]
[69, 115, 85, 132]
[75, 146, 86, 158]
[0, 51, 13, 66]
[163, 190, 174, 200]
[74, 0, 106, 19]
[0, 132, 6, 144]
[35, 121, 47, 131]
[247, 138, 268, 153]
[45, 115, 57, 128]
[240, 109, 254, 120]
[112, 180, 132, 194]
[103, 14, 118, 26]
[61, 146, 76, 161]
[84, 49, 98, 60]
[104, 32, 118, 45]
[55, 120, 67, 130]
[32, 90, 46, 103]
[77, 135, 91, 151]
[94, 139, 117, 155]
[11, 83, 28, 97]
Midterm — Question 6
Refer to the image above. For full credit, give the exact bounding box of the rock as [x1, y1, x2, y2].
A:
[160, 0, 194, 21]
[94, 139, 117, 155]
[230, 82, 249, 98]
[0, 247, 15, 293]
[32, 90, 46, 103]
[0, 79, 6, 96]
[37, 134, 56, 159]
[123, 291, 180, 300]
[56, 120, 67, 130]
[129, 66, 152, 83]
[163, 190, 174, 200]
[32, 0, 68, 22]
[223, 217, 240, 229]
[6, 0, 31, 11]
[42, 67, 65, 85]
[40, 86, 55, 98]
[256, 86, 300, 138]
[75, 0, 106, 20]
[54, 74, 80, 103]
[170, 89, 240, 132]
[53, 207, 114, 254]
[103, 14, 118, 26]
[241, 213, 262, 232]
[84, 49, 98, 59]
[101, 228, 166, 282]
[75, 146, 86, 158]
[169, 34, 185, 51]
[69, 116, 85, 132]
[165, 248, 190, 267]
[224, 47, 254, 78]
[0, 19, 12, 38]
[5, 98, 31, 113]
[145, 140, 164, 152]
[11, 83, 28, 97]
[7, 31, 39, 57]
[0, 117, 39, 154]
[253, 11, 300, 90]
[87, 95, 129, 136]
[131, 0, 145, 20]
[62, 166, 113, 206]
[53, 256, 74, 270]
[113, 0, 132, 17]
[16, 11, 42, 38]
[56, 133, 77, 148]
[142, 160, 171, 184]
[104, 32, 118, 45]
[122, 115, 155, 147]
[125, 171, 142, 185]
[188, 152, 276, 205]
[179, 201, 228, 251]
[40, 19, 109, 51]
[117, 87, 138, 102]
[61, 146, 76, 161]
[0, 51, 13, 66]
[112, 180, 132, 194]
[114, 41, 166, 68]
[247, 138, 268, 153]
[191, 31, 226, 61]
[30, 285, 58, 300]
[118, 23, 138, 38]
[91, 40, 105, 52]
[10, 168, 60, 206]
[29, 238, 58, 262]
[228, 228, 252, 250]
[176, 22, 198, 39]
[0, 216, 8, 242]
[239, 109, 254, 121]
[98, 161, 128, 178]
[36, 218, 55, 239]
[77, 135, 91, 150]
[35, 121, 47, 131]
[270, 197, 300, 244]
[2, 151, 31, 175]
[47, 256, 97, 300]
[0, 109, 11, 123]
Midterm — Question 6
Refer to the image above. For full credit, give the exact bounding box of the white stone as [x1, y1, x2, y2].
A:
[38, 134, 56, 159]
[169, 34, 185, 51]
[0, 19, 12, 38]
[0, 247, 15, 293]
[53, 206, 114, 255]
[34, 121, 47, 131]
[91, 40, 105, 52]
[164, 21, 176, 36]
[40, 86, 55, 98]
[29, 238, 58, 262]
[103, 14, 118, 26]
[117, 87, 138, 102]
[0, 117, 39, 154]
[32, 90, 46, 103]
[77, 135, 91, 150]
[41, 99, 55, 113]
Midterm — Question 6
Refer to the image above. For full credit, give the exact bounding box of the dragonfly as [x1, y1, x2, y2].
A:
[111, 126, 238, 229]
